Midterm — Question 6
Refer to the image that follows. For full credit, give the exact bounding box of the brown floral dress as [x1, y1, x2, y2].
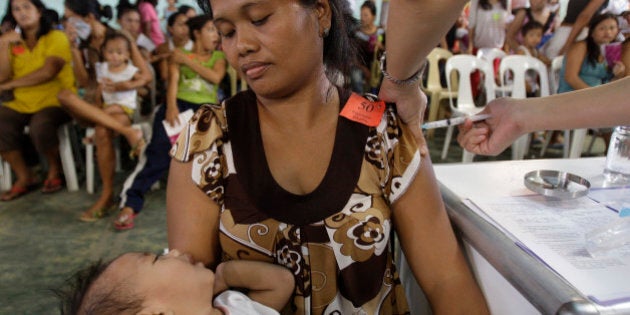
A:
[170, 89, 421, 315]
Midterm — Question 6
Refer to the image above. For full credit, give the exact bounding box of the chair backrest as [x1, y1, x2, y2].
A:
[424, 48, 453, 91]
[550, 55, 564, 95]
[445, 55, 496, 111]
[228, 65, 248, 97]
[499, 55, 550, 99]
[476, 48, 507, 65]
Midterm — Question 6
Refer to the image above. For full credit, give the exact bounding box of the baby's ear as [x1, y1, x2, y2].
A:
[136, 306, 175, 315]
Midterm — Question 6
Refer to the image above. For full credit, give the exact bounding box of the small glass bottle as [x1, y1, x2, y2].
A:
[604, 126, 630, 184]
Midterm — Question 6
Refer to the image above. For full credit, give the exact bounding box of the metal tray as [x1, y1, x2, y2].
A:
[524, 170, 591, 199]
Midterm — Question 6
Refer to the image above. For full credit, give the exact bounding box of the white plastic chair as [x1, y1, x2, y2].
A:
[422, 48, 456, 139]
[441, 55, 496, 162]
[549, 55, 564, 95]
[0, 157, 11, 191]
[0, 123, 79, 192]
[476, 48, 511, 97]
[540, 55, 571, 158]
[499, 55, 555, 160]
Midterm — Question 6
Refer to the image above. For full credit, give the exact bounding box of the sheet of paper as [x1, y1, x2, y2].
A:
[162, 109, 194, 145]
[469, 195, 630, 305]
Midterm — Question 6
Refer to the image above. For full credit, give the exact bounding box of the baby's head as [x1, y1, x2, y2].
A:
[521, 21, 544, 49]
[57, 250, 216, 314]
[101, 33, 133, 67]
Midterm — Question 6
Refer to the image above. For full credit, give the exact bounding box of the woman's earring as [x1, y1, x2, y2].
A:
[322, 28, 330, 38]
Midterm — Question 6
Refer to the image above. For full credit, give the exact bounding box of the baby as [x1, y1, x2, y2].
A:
[57, 249, 294, 314]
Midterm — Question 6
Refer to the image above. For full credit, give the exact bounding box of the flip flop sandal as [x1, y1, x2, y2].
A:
[114, 211, 137, 231]
[79, 203, 114, 222]
[41, 178, 63, 194]
[1, 185, 29, 202]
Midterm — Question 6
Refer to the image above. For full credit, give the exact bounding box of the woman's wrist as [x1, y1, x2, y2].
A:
[379, 52, 426, 86]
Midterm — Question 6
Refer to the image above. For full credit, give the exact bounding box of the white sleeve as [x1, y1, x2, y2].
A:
[213, 291, 280, 315]
[469, 0, 479, 28]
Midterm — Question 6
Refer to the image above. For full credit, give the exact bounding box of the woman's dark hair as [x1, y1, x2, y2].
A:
[178, 5, 197, 16]
[520, 20, 544, 37]
[116, 0, 138, 20]
[186, 14, 213, 41]
[585, 13, 618, 66]
[6, 0, 53, 40]
[478, 0, 507, 10]
[168, 11, 187, 28]
[64, 0, 113, 22]
[196, 0, 358, 88]
[360, 1, 377, 17]
[54, 259, 144, 315]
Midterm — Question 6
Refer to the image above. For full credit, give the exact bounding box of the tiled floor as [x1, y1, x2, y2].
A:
[0, 126, 605, 314]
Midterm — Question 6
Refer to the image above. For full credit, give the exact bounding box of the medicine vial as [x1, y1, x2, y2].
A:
[604, 126, 630, 184]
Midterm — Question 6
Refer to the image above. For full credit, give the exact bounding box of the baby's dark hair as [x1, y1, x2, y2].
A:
[521, 20, 544, 37]
[55, 259, 143, 315]
[101, 32, 132, 56]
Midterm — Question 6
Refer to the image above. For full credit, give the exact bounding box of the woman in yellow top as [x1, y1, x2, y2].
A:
[0, 0, 75, 201]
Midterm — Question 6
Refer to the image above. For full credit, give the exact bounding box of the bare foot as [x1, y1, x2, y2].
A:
[79, 198, 114, 222]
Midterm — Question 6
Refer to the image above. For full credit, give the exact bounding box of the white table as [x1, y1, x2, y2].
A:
[399, 157, 630, 315]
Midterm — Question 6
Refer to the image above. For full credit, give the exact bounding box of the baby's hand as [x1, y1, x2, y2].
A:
[213, 262, 229, 294]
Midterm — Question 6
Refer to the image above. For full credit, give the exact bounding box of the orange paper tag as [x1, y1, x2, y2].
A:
[12, 45, 25, 55]
[340, 93, 386, 127]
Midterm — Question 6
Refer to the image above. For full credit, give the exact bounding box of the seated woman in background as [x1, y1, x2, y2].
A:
[0, 0, 75, 201]
[117, 1, 155, 60]
[557, 13, 625, 149]
[59, 0, 150, 151]
[78, 32, 147, 222]
[558, 13, 624, 93]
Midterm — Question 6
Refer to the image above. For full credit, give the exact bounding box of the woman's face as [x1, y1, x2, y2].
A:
[195, 20, 220, 51]
[211, 0, 328, 98]
[360, 7, 375, 28]
[591, 18, 619, 45]
[169, 15, 190, 41]
[11, 0, 41, 30]
[119, 11, 142, 37]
